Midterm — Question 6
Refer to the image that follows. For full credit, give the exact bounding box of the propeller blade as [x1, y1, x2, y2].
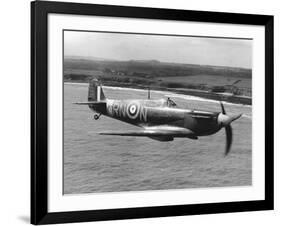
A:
[225, 125, 233, 156]
[220, 101, 226, 114]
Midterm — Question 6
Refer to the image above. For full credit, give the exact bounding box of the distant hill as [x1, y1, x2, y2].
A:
[64, 57, 252, 78]
[63, 56, 252, 100]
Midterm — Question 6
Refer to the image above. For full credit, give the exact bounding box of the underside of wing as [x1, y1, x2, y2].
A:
[99, 126, 198, 140]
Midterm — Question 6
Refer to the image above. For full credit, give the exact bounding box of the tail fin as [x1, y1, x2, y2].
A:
[88, 79, 106, 101]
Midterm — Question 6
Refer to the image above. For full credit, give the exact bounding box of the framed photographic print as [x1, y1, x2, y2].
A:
[31, 0, 274, 224]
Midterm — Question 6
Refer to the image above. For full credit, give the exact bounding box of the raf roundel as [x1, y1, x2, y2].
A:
[129, 105, 137, 114]
[127, 103, 139, 119]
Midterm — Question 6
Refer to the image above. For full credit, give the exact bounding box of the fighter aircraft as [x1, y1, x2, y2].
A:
[75, 79, 242, 155]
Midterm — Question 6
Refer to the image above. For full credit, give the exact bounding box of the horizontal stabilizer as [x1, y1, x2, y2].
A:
[74, 101, 106, 106]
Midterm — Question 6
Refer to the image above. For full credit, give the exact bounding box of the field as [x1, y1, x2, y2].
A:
[64, 57, 252, 98]
[158, 75, 251, 90]
[63, 83, 252, 194]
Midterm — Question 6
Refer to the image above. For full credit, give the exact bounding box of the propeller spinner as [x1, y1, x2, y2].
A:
[217, 102, 242, 156]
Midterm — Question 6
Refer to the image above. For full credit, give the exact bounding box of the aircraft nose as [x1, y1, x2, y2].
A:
[217, 113, 242, 127]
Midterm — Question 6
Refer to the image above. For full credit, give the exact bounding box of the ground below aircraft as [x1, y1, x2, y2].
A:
[75, 79, 242, 156]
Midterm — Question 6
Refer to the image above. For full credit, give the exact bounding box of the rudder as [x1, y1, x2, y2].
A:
[88, 79, 106, 101]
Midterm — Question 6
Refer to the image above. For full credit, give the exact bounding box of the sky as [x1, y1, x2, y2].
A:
[64, 31, 252, 69]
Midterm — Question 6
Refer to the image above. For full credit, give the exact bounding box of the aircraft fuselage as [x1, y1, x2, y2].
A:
[89, 98, 222, 136]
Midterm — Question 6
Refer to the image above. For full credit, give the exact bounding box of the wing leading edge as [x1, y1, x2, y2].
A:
[99, 126, 198, 140]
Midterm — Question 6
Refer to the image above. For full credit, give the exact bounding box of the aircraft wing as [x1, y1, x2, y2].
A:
[99, 126, 198, 139]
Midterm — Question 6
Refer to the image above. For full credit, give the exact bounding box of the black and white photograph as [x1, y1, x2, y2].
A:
[29, 1, 274, 224]
[63, 30, 252, 195]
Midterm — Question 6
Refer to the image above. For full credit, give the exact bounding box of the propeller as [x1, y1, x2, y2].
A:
[220, 101, 226, 114]
[218, 102, 241, 156]
[225, 125, 232, 156]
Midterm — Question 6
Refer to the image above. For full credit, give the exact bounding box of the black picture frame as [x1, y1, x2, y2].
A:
[31, 1, 274, 224]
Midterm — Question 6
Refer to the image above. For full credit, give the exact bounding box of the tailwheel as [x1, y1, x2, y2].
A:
[93, 113, 101, 120]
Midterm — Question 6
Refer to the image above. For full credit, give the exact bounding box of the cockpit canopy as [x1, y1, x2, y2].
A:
[142, 98, 177, 108]
[166, 97, 177, 107]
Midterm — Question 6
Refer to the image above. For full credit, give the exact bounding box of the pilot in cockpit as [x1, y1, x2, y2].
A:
[167, 97, 177, 107]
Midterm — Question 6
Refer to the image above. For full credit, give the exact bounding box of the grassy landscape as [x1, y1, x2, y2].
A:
[64, 56, 252, 104]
